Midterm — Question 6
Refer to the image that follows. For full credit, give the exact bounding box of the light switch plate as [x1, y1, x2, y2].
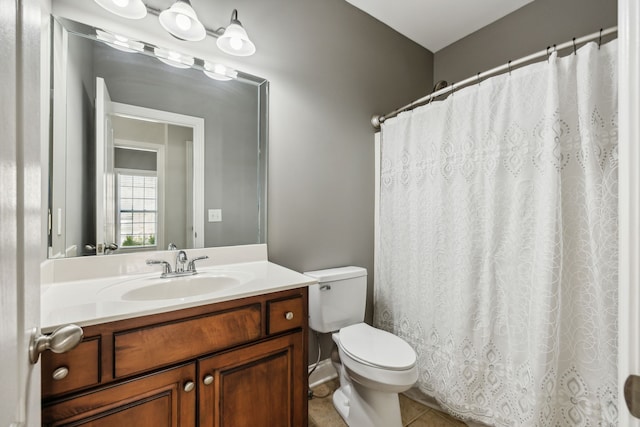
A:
[208, 209, 222, 222]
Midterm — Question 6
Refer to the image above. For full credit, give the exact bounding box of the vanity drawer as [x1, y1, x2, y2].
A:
[42, 337, 101, 398]
[114, 304, 262, 378]
[267, 296, 304, 335]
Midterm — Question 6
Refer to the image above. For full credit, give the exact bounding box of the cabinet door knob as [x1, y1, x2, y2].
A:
[285, 311, 294, 321]
[183, 381, 195, 392]
[52, 366, 69, 381]
[203, 375, 214, 386]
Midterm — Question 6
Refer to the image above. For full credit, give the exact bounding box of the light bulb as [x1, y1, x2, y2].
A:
[229, 37, 243, 51]
[112, 0, 130, 7]
[175, 13, 192, 31]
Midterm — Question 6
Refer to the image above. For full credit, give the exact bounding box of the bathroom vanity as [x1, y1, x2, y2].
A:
[39, 246, 313, 426]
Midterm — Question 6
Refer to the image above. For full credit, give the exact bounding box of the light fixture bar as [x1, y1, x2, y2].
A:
[96, 3, 257, 56]
[146, 6, 225, 38]
[94, 0, 147, 20]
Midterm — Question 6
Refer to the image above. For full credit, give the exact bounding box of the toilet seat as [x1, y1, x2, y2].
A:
[338, 323, 416, 371]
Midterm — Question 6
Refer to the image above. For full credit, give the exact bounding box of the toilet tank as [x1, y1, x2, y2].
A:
[304, 266, 367, 333]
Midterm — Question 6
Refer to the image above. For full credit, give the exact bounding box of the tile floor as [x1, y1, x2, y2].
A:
[308, 379, 467, 427]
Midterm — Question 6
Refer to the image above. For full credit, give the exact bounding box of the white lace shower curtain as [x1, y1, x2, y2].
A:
[376, 40, 618, 426]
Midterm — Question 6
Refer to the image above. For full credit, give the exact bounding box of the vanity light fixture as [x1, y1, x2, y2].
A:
[158, 0, 206, 42]
[94, 0, 147, 20]
[96, 30, 144, 53]
[203, 61, 238, 81]
[153, 47, 195, 69]
[94, 2, 257, 57]
[216, 9, 256, 57]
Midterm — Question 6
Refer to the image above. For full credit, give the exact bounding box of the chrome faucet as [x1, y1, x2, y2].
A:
[146, 252, 209, 278]
[175, 250, 188, 273]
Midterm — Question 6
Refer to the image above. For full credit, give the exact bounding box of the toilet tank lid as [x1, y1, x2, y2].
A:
[303, 266, 367, 283]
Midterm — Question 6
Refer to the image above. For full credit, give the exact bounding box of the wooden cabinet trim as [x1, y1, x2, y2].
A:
[198, 333, 303, 427]
[113, 303, 262, 378]
[267, 296, 305, 335]
[41, 336, 101, 399]
[42, 363, 196, 426]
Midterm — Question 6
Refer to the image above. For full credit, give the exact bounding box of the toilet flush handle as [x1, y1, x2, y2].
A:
[319, 284, 331, 291]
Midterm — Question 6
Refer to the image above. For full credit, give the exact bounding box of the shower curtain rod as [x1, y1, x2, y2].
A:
[371, 26, 618, 129]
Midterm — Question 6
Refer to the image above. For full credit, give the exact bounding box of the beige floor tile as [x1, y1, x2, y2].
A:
[407, 410, 464, 427]
[308, 381, 464, 427]
[431, 408, 467, 426]
[399, 394, 431, 425]
[308, 380, 347, 427]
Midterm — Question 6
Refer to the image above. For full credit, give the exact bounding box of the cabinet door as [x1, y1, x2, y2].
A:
[199, 333, 306, 427]
[42, 364, 196, 427]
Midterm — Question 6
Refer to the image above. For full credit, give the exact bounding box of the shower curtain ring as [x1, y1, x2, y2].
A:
[572, 37, 577, 55]
[508, 61, 512, 75]
[546, 46, 551, 62]
[477, 72, 481, 86]
[598, 28, 603, 49]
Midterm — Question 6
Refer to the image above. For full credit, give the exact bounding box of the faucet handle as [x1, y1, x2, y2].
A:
[187, 255, 209, 272]
[146, 259, 172, 275]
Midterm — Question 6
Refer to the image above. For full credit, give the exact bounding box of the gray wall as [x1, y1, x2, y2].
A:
[61, 34, 95, 256]
[244, 0, 433, 306]
[239, 0, 435, 362]
[114, 147, 157, 171]
[434, 0, 617, 84]
[166, 124, 192, 249]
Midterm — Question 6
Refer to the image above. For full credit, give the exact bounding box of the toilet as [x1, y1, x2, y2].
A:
[305, 266, 418, 427]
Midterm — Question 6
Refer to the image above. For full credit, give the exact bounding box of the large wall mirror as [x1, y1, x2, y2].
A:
[49, 17, 268, 258]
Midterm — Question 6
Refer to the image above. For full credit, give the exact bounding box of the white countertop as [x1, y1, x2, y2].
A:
[41, 260, 315, 332]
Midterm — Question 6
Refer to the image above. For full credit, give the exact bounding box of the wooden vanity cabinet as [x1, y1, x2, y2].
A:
[41, 288, 308, 427]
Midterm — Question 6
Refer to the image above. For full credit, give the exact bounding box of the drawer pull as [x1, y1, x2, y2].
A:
[52, 366, 69, 381]
[203, 375, 214, 386]
[183, 381, 195, 392]
[285, 311, 294, 321]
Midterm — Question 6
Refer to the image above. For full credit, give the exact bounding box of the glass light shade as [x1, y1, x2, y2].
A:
[94, 0, 147, 20]
[153, 47, 195, 69]
[216, 23, 256, 57]
[159, 0, 206, 41]
[203, 61, 238, 81]
[96, 30, 144, 53]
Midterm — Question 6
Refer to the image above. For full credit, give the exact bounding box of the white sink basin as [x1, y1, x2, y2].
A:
[99, 270, 254, 301]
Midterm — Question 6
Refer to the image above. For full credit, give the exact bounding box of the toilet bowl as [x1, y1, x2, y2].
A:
[330, 323, 418, 427]
[305, 266, 418, 427]
[335, 323, 418, 392]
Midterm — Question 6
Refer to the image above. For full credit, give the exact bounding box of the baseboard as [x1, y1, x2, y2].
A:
[308, 358, 337, 388]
